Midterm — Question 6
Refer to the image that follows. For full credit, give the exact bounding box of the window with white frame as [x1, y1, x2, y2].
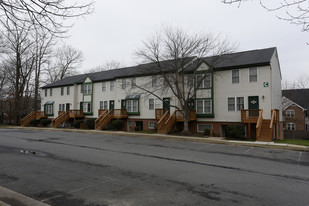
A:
[45, 104, 53, 114]
[196, 99, 212, 114]
[122, 79, 127, 90]
[45, 89, 47, 97]
[197, 124, 213, 132]
[149, 98, 154, 110]
[228, 97, 244, 111]
[287, 122, 295, 131]
[148, 121, 156, 129]
[80, 85, 83, 93]
[67, 86, 70, 95]
[50, 88, 53, 96]
[59, 104, 65, 111]
[131, 77, 136, 88]
[249, 67, 257, 82]
[99, 101, 108, 110]
[83, 102, 91, 113]
[102, 82, 106, 92]
[61, 87, 64, 95]
[152, 76, 157, 87]
[286, 110, 295, 118]
[196, 73, 211, 88]
[232, 69, 239, 83]
[110, 81, 115, 91]
[84, 84, 92, 95]
[126, 100, 139, 113]
[187, 74, 194, 88]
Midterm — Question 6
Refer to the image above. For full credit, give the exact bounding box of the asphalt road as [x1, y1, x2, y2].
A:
[0, 128, 309, 206]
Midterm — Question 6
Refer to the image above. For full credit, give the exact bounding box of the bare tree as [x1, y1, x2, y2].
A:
[0, 0, 94, 35]
[222, 0, 309, 32]
[135, 26, 235, 133]
[282, 73, 309, 89]
[85, 60, 122, 73]
[46, 45, 83, 83]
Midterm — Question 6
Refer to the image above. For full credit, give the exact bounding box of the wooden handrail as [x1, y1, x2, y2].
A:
[158, 110, 169, 125]
[270, 110, 275, 129]
[256, 109, 263, 138]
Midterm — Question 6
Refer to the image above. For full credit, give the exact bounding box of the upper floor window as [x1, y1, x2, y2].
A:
[196, 99, 212, 114]
[45, 89, 47, 97]
[249, 67, 257, 82]
[80, 85, 83, 93]
[287, 122, 295, 131]
[50, 88, 53, 96]
[152, 76, 157, 87]
[84, 84, 92, 95]
[61, 87, 64, 96]
[149, 98, 154, 110]
[196, 73, 211, 89]
[131, 77, 136, 88]
[102, 82, 106, 92]
[187, 74, 194, 88]
[67, 86, 70, 95]
[122, 78, 127, 90]
[286, 110, 295, 118]
[110, 81, 115, 91]
[232, 69, 239, 83]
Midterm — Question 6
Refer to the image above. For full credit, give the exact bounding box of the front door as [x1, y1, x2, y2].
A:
[121, 99, 126, 110]
[66, 103, 70, 111]
[248, 96, 259, 117]
[109, 100, 115, 110]
[163, 98, 170, 114]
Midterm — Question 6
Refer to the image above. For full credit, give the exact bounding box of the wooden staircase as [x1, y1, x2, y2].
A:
[156, 109, 196, 134]
[21, 111, 46, 126]
[52, 110, 84, 128]
[95, 109, 127, 130]
[256, 109, 279, 141]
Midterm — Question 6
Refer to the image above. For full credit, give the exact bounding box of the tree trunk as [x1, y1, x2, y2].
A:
[183, 111, 189, 132]
[14, 52, 21, 125]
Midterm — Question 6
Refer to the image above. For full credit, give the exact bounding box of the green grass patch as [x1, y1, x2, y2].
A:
[132, 130, 156, 134]
[275, 139, 309, 146]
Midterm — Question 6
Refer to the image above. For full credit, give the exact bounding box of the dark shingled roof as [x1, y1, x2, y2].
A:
[42, 47, 277, 89]
[282, 89, 309, 110]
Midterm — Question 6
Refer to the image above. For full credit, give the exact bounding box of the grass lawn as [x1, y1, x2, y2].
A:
[275, 139, 309, 146]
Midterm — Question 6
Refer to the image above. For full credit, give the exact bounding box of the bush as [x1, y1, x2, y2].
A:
[84, 119, 95, 130]
[40, 119, 51, 127]
[225, 124, 245, 139]
[204, 128, 211, 136]
[110, 119, 124, 131]
[29, 119, 40, 127]
[73, 120, 83, 129]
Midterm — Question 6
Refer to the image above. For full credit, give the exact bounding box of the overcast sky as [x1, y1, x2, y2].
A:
[65, 0, 308, 82]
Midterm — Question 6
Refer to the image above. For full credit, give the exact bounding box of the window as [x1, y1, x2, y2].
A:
[80, 85, 83, 93]
[196, 99, 212, 114]
[110, 81, 115, 91]
[61, 87, 64, 95]
[196, 73, 211, 88]
[237, 97, 244, 111]
[287, 123, 295, 131]
[100, 101, 108, 110]
[148, 121, 156, 129]
[228, 97, 244, 111]
[286, 110, 295, 118]
[102, 82, 106, 92]
[83, 102, 91, 113]
[187, 74, 194, 88]
[232, 69, 239, 83]
[67, 86, 70, 95]
[45, 89, 47, 97]
[131, 77, 136, 88]
[149, 99, 154, 110]
[228, 98, 235, 111]
[46, 104, 53, 114]
[152, 76, 157, 87]
[50, 88, 53, 96]
[84, 84, 92, 95]
[197, 124, 213, 132]
[59, 104, 65, 111]
[122, 79, 127, 90]
[126, 100, 139, 113]
[249, 67, 257, 82]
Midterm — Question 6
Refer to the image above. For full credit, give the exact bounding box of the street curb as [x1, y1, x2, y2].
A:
[0, 186, 51, 206]
[3, 126, 309, 152]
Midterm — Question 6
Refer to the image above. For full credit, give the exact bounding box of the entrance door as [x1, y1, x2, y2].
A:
[163, 98, 170, 114]
[109, 100, 115, 110]
[66, 103, 70, 111]
[121, 99, 126, 110]
[248, 96, 259, 117]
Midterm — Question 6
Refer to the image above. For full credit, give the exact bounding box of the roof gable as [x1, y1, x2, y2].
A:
[282, 89, 309, 110]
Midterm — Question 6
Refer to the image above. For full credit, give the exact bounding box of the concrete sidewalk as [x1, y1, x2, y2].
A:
[5, 126, 309, 152]
[0, 186, 50, 206]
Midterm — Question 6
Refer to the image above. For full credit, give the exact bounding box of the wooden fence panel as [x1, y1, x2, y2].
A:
[284, 130, 309, 140]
